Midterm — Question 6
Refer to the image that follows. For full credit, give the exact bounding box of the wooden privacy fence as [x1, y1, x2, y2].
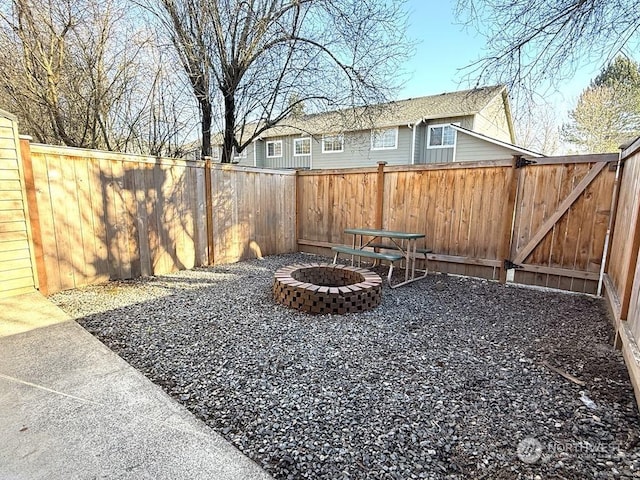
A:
[20, 142, 297, 295]
[602, 138, 640, 408]
[297, 155, 617, 294]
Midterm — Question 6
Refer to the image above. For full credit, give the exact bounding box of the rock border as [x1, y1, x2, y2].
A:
[273, 263, 382, 314]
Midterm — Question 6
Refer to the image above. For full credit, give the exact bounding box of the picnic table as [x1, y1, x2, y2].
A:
[332, 227, 431, 288]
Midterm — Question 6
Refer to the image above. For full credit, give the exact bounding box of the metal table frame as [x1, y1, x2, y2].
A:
[343, 227, 428, 288]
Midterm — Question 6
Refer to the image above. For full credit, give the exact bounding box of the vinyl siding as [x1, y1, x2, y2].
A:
[235, 142, 255, 166]
[0, 112, 37, 298]
[455, 130, 533, 161]
[254, 126, 414, 169]
[418, 116, 473, 164]
[260, 136, 312, 169]
[474, 94, 512, 143]
[413, 123, 425, 164]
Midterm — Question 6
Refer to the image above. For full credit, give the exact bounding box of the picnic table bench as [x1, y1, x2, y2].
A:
[332, 227, 430, 288]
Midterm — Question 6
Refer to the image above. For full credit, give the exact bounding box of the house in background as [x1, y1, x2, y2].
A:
[215, 85, 542, 169]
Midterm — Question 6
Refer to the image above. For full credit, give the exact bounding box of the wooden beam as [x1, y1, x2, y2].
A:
[211, 163, 297, 175]
[204, 158, 214, 265]
[296, 166, 378, 176]
[384, 159, 513, 172]
[19, 137, 47, 294]
[499, 156, 519, 283]
[603, 273, 622, 322]
[375, 162, 386, 230]
[532, 153, 618, 165]
[297, 239, 340, 249]
[620, 203, 640, 320]
[426, 254, 502, 268]
[513, 161, 608, 264]
[29, 143, 205, 168]
[622, 138, 640, 160]
[617, 322, 640, 410]
[517, 264, 600, 281]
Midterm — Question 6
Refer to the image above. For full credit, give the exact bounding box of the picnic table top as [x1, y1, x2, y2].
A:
[344, 227, 425, 240]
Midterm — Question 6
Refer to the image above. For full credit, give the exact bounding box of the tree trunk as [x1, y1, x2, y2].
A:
[221, 89, 235, 163]
[200, 98, 212, 159]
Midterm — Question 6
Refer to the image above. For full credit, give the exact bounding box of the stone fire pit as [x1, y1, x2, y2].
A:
[273, 263, 382, 314]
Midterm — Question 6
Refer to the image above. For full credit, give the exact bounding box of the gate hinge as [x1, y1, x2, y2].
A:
[515, 157, 537, 168]
[504, 259, 522, 270]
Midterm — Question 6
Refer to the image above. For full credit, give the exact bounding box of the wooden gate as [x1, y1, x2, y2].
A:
[0, 110, 38, 298]
[507, 154, 618, 294]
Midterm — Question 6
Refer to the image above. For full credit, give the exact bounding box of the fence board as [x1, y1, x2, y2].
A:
[510, 161, 615, 293]
[27, 144, 207, 293]
[208, 165, 297, 265]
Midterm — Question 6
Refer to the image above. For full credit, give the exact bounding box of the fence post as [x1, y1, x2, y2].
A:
[204, 157, 215, 265]
[499, 155, 520, 284]
[375, 161, 387, 229]
[19, 135, 48, 294]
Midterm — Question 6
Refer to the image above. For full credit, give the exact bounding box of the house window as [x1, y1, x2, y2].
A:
[322, 134, 344, 153]
[371, 127, 398, 150]
[266, 140, 282, 158]
[294, 138, 311, 156]
[428, 124, 456, 148]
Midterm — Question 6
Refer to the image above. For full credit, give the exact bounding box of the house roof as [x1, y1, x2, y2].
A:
[451, 124, 544, 158]
[237, 85, 507, 141]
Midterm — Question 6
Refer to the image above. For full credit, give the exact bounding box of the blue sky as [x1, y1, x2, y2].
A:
[397, 1, 604, 114]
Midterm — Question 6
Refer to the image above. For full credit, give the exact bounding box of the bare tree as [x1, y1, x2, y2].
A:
[0, 0, 132, 147]
[455, 0, 640, 95]
[516, 101, 561, 155]
[151, 0, 411, 161]
[0, 0, 196, 156]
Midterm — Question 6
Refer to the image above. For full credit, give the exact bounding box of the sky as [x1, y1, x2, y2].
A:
[397, 1, 605, 116]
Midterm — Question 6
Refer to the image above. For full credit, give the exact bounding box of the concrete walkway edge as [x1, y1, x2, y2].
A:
[0, 293, 272, 479]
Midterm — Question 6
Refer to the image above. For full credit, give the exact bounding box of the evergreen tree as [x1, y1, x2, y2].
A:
[563, 56, 640, 153]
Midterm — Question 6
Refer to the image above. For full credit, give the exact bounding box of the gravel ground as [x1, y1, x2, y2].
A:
[52, 253, 640, 479]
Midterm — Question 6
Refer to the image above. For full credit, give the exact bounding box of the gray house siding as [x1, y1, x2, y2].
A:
[252, 126, 414, 169]
[235, 141, 255, 166]
[308, 127, 412, 169]
[455, 131, 535, 162]
[255, 136, 312, 168]
[417, 116, 474, 164]
[413, 123, 425, 163]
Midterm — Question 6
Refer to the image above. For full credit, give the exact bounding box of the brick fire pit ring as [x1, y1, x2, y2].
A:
[273, 263, 382, 314]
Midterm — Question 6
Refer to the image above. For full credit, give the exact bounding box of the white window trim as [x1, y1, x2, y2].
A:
[293, 137, 311, 156]
[371, 127, 398, 150]
[427, 123, 457, 149]
[322, 134, 344, 153]
[266, 140, 283, 158]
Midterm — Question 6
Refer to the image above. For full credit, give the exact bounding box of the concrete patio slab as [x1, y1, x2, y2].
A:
[0, 292, 70, 337]
[0, 307, 271, 480]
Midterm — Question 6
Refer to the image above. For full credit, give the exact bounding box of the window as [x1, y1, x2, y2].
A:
[371, 127, 398, 150]
[428, 124, 456, 148]
[266, 140, 282, 158]
[322, 134, 344, 153]
[294, 137, 311, 156]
